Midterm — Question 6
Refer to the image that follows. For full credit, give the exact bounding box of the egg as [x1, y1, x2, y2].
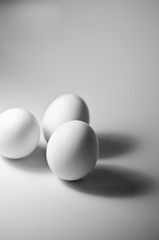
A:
[42, 94, 89, 141]
[46, 120, 99, 181]
[0, 108, 40, 159]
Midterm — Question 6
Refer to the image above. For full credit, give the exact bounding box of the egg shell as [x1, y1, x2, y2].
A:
[42, 94, 89, 141]
[46, 120, 99, 181]
[0, 108, 40, 159]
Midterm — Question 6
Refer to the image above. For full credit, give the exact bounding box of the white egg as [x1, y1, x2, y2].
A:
[42, 94, 89, 141]
[0, 108, 40, 159]
[46, 120, 99, 181]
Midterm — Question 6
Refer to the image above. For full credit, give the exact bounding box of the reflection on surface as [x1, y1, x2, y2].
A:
[62, 165, 155, 198]
[98, 133, 138, 159]
[3, 143, 50, 173]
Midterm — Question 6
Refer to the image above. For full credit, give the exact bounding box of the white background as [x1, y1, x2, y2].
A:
[0, 1, 159, 240]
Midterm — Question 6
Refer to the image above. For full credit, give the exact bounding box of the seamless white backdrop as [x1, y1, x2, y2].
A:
[0, 1, 159, 240]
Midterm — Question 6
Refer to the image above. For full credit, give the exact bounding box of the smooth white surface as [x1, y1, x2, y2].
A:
[0, 1, 159, 240]
[0, 108, 40, 158]
[42, 94, 89, 141]
[47, 120, 98, 180]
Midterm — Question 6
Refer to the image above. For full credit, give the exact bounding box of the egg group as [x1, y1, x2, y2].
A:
[0, 108, 40, 159]
[0, 94, 98, 181]
[42, 94, 89, 141]
[47, 120, 99, 181]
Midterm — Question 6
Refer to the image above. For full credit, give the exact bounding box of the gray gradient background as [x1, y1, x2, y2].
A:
[0, 1, 159, 240]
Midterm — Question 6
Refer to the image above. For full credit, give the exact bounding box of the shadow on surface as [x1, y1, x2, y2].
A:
[62, 165, 155, 198]
[3, 143, 50, 173]
[98, 133, 138, 160]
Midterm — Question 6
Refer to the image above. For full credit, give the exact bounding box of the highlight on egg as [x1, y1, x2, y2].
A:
[0, 108, 40, 159]
[42, 94, 90, 141]
[46, 120, 99, 181]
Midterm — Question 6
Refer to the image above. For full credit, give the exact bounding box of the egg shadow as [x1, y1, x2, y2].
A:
[97, 133, 138, 160]
[3, 143, 50, 173]
[62, 165, 155, 198]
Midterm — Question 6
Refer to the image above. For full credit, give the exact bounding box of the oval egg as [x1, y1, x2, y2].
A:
[46, 120, 99, 181]
[42, 94, 89, 141]
[0, 108, 40, 159]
